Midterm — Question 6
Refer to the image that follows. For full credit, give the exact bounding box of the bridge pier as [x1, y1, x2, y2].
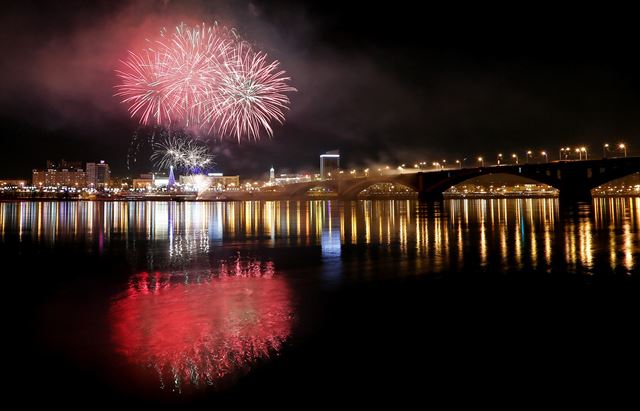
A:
[418, 191, 444, 201]
[558, 185, 593, 203]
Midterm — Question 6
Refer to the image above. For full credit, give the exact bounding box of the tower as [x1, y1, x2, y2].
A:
[168, 165, 176, 188]
[270, 166, 275, 183]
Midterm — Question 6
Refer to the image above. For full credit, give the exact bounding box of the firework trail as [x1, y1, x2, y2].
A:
[115, 22, 295, 141]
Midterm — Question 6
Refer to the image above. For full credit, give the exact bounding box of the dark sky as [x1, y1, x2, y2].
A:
[1, 0, 639, 179]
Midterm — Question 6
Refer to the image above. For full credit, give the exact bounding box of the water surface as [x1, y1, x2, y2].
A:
[1, 198, 638, 403]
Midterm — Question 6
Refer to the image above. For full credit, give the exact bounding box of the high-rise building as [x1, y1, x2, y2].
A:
[86, 161, 110, 188]
[320, 150, 340, 179]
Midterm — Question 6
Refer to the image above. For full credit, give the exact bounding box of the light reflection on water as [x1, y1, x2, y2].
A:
[110, 257, 292, 392]
[2, 198, 639, 396]
[0, 198, 639, 274]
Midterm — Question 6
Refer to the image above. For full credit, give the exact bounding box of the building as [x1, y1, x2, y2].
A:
[86, 161, 110, 188]
[132, 178, 153, 189]
[270, 166, 275, 183]
[0, 179, 27, 188]
[209, 173, 239, 189]
[179, 173, 240, 190]
[320, 150, 340, 179]
[32, 168, 86, 188]
[132, 173, 167, 189]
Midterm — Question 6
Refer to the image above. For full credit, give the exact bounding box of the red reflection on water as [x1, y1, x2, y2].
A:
[110, 259, 292, 391]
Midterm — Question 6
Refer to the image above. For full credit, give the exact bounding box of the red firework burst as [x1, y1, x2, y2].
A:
[115, 22, 295, 141]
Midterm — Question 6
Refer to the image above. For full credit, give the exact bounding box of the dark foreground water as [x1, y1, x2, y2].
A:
[1, 198, 638, 405]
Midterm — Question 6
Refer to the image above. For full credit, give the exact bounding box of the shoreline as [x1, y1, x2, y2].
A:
[1, 194, 638, 202]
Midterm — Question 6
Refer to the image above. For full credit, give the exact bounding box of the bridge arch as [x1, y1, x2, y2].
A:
[423, 169, 562, 197]
[442, 173, 559, 196]
[339, 175, 420, 199]
[282, 180, 339, 199]
[586, 170, 640, 190]
[592, 172, 640, 195]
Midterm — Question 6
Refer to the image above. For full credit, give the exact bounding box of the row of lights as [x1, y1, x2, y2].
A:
[338, 143, 630, 177]
[385, 143, 630, 173]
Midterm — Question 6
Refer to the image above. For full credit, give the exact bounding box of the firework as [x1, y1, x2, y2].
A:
[115, 22, 295, 141]
[115, 50, 175, 125]
[208, 42, 296, 141]
[151, 135, 214, 173]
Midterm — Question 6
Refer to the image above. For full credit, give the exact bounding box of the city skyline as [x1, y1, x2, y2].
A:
[1, 1, 639, 179]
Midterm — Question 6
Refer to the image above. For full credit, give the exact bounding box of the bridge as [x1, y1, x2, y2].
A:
[277, 157, 640, 201]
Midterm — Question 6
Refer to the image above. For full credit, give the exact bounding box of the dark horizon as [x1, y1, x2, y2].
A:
[1, 1, 639, 179]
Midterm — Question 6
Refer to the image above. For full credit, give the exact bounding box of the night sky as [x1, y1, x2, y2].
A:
[1, 0, 639, 179]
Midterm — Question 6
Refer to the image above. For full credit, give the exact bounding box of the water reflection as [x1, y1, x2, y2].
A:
[109, 256, 292, 392]
[0, 198, 638, 274]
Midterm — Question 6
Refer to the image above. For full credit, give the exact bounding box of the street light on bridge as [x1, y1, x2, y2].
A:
[581, 147, 588, 160]
[619, 143, 627, 157]
[477, 157, 484, 167]
[541, 151, 548, 163]
[497, 153, 503, 165]
[512, 153, 518, 164]
[455, 159, 461, 169]
[526, 150, 532, 163]
[603, 143, 609, 158]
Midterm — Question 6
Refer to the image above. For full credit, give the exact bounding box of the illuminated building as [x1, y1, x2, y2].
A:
[270, 166, 275, 183]
[0, 179, 27, 188]
[86, 161, 111, 188]
[32, 168, 86, 187]
[320, 150, 340, 178]
[132, 178, 153, 189]
[132, 173, 168, 189]
[178, 173, 240, 190]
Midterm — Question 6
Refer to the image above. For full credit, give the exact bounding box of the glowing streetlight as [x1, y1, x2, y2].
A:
[455, 159, 461, 169]
[526, 150, 532, 163]
[512, 153, 518, 164]
[580, 147, 588, 160]
[619, 143, 627, 157]
[603, 143, 609, 158]
[477, 157, 484, 167]
[541, 151, 548, 163]
[497, 153, 503, 165]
